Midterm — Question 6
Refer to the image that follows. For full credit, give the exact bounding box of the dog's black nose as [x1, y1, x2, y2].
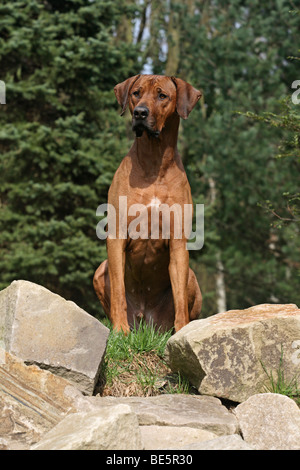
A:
[133, 106, 149, 120]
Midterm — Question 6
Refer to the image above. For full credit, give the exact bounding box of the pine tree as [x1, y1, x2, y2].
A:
[0, 0, 140, 316]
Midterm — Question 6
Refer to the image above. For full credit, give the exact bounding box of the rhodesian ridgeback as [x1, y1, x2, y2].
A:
[93, 74, 202, 333]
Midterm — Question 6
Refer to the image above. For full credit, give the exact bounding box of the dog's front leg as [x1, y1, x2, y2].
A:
[169, 239, 190, 332]
[107, 237, 129, 334]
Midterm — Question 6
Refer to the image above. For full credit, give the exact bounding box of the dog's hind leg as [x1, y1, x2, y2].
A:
[93, 260, 111, 319]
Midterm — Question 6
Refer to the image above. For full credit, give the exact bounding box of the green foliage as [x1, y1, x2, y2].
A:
[0, 0, 140, 316]
[242, 96, 300, 226]
[103, 318, 172, 360]
[260, 346, 300, 406]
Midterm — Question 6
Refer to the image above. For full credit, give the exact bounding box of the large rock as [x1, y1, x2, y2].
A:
[235, 393, 300, 450]
[31, 405, 143, 450]
[0, 349, 78, 449]
[165, 304, 300, 402]
[0, 280, 109, 395]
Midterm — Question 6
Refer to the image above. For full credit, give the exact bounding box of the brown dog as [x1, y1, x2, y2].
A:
[93, 74, 202, 333]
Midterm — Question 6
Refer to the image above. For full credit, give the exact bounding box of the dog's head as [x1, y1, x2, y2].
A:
[114, 74, 202, 138]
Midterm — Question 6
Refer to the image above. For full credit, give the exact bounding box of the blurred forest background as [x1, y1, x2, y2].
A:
[0, 0, 299, 319]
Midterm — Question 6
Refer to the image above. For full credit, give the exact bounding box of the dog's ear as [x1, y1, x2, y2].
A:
[171, 77, 202, 119]
[114, 75, 141, 116]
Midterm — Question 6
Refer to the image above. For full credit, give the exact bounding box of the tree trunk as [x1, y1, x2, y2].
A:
[165, 3, 180, 76]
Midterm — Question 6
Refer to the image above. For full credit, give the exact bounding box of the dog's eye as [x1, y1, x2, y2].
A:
[132, 91, 140, 98]
[159, 93, 167, 100]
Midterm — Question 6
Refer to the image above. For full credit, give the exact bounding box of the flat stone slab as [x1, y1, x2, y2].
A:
[0, 280, 109, 394]
[140, 425, 217, 450]
[86, 395, 238, 436]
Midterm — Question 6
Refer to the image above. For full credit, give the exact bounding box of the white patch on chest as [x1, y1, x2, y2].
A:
[147, 197, 161, 208]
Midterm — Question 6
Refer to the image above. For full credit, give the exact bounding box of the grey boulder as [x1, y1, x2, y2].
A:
[0, 280, 109, 395]
[165, 303, 300, 402]
[235, 393, 300, 450]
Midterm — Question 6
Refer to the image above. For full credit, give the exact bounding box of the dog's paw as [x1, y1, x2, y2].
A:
[113, 322, 130, 335]
[174, 320, 189, 333]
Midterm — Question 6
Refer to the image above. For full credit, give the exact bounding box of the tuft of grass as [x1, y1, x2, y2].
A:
[97, 318, 196, 397]
[260, 346, 300, 406]
[160, 371, 193, 395]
